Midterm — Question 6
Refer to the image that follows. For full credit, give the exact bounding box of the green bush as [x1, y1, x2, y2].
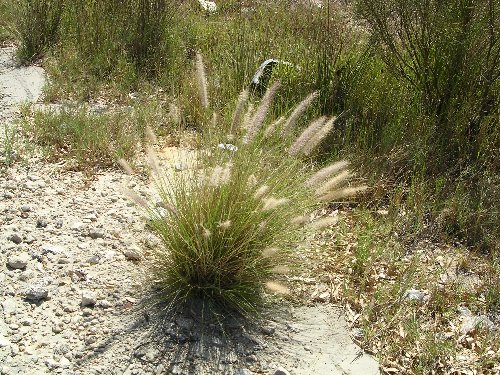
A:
[16, 0, 63, 63]
[355, 0, 499, 170]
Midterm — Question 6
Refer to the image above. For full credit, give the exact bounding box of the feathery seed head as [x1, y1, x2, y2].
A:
[310, 216, 339, 230]
[195, 52, 209, 109]
[262, 197, 289, 211]
[244, 81, 281, 143]
[266, 281, 290, 295]
[264, 116, 285, 138]
[230, 88, 249, 134]
[262, 247, 280, 258]
[291, 215, 309, 226]
[314, 170, 351, 197]
[146, 146, 161, 177]
[301, 116, 335, 156]
[218, 220, 232, 230]
[145, 126, 158, 144]
[281, 91, 319, 137]
[254, 185, 270, 199]
[122, 187, 149, 209]
[305, 160, 350, 187]
[319, 185, 368, 202]
[247, 174, 258, 189]
[118, 158, 134, 175]
[288, 116, 327, 156]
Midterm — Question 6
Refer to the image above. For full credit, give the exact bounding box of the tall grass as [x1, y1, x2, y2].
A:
[10, 0, 499, 250]
[121, 69, 364, 315]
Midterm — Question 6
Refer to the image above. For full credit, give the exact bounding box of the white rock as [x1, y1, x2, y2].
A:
[0, 335, 11, 348]
[198, 0, 217, 12]
[81, 291, 97, 307]
[7, 252, 30, 269]
[1, 299, 17, 314]
[461, 315, 496, 335]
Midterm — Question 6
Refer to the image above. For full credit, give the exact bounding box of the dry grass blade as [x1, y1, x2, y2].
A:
[305, 160, 350, 187]
[245, 81, 281, 143]
[196, 52, 209, 109]
[288, 116, 327, 156]
[281, 91, 319, 136]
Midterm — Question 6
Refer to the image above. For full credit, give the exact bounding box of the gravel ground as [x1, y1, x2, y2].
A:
[0, 46, 379, 375]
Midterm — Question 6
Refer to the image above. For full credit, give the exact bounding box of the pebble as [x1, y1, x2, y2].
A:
[273, 366, 291, 375]
[235, 369, 254, 375]
[461, 315, 496, 335]
[7, 252, 30, 269]
[81, 291, 97, 307]
[1, 299, 17, 314]
[24, 281, 49, 301]
[404, 288, 430, 303]
[7, 233, 22, 244]
[88, 228, 105, 239]
[123, 245, 142, 261]
[20, 205, 32, 213]
[36, 217, 49, 228]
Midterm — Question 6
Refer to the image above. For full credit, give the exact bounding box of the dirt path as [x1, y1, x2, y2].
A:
[0, 47, 379, 375]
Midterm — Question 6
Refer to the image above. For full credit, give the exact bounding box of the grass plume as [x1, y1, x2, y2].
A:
[281, 91, 319, 137]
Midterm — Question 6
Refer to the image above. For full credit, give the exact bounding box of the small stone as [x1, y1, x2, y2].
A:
[7, 233, 22, 244]
[261, 326, 275, 335]
[20, 205, 32, 213]
[7, 252, 30, 269]
[59, 356, 71, 369]
[123, 246, 142, 261]
[461, 315, 496, 335]
[273, 366, 291, 375]
[25, 281, 49, 301]
[98, 300, 113, 309]
[404, 288, 429, 303]
[41, 244, 65, 255]
[88, 228, 105, 239]
[23, 235, 36, 244]
[174, 162, 187, 172]
[81, 291, 97, 307]
[3, 191, 14, 199]
[87, 255, 100, 264]
[457, 306, 472, 317]
[21, 318, 33, 326]
[1, 299, 17, 314]
[235, 369, 254, 375]
[36, 217, 49, 228]
[0, 335, 11, 348]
